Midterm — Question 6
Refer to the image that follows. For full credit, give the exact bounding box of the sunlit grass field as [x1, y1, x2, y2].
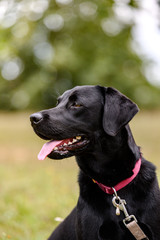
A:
[0, 111, 160, 240]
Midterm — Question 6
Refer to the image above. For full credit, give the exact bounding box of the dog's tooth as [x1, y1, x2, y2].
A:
[54, 147, 58, 150]
[73, 139, 77, 143]
[68, 141, 72, 145]
[76, 136, 81, 140]
[63, 143, 67, 146]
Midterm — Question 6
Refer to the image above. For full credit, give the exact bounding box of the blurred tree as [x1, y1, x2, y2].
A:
[0, 0, 160, 110]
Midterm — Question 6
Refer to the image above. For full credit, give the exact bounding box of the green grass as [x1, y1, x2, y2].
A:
[0, 111, 160, 240]
[0, 112, 78, 240]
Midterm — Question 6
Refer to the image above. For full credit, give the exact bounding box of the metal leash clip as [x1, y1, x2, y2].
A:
[112, 188, 137, 224]
[112, 188, 149, 240]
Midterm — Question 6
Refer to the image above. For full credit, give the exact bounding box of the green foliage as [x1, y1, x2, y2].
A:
[0, 0, 160, 110]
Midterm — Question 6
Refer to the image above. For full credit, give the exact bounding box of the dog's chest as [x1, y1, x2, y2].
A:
[77, 197, 131, 240]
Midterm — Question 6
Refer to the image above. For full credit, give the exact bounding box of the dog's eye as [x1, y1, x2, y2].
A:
[74, 104, 82, 107]
[71, 102, 83, 108]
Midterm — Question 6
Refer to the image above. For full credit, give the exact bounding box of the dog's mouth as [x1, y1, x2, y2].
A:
[38, 135, 89, 160]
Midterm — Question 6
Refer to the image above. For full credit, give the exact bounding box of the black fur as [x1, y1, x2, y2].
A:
[30, 86, 160, 240]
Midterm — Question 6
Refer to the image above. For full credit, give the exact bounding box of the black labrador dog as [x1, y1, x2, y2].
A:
[30, 85, 160, 240]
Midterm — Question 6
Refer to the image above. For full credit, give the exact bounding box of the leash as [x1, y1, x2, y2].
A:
[92, 158, 149, 240]
[112, 188, 149, 240]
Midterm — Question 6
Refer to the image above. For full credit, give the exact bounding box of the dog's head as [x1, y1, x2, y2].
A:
[30, 86, 139, 160]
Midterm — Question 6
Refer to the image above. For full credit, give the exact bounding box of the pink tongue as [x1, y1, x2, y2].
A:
[38, 140, 63, 161]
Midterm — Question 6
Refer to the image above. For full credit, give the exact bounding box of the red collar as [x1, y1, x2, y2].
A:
[93, 158, 141, 195]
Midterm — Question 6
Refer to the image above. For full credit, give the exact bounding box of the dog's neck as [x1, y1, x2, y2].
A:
[76, 125, 141, 187]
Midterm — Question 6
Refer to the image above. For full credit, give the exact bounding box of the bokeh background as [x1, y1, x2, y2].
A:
[0, 0, 160, 239]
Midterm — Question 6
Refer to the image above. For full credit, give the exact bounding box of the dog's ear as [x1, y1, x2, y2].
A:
[103, 87, 139, 136]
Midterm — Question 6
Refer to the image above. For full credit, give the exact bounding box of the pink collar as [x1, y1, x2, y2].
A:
[93, 158, 141, 195]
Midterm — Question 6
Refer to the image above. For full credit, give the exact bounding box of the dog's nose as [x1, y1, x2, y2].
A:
[30, 112, 43, 124]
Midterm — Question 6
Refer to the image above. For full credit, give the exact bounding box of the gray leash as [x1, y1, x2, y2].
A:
[112, 188, 149, 240]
